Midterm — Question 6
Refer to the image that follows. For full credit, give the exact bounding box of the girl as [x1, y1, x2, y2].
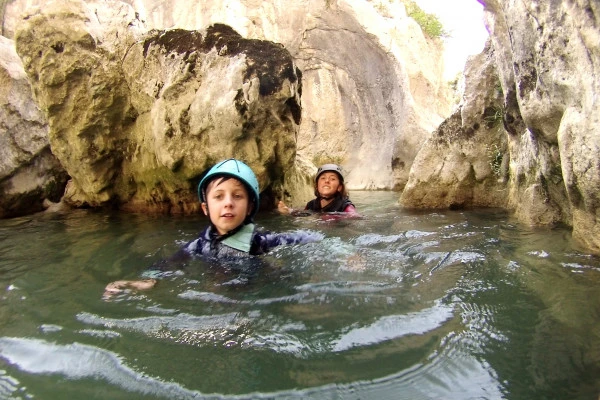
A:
[278, 163, 358, 216]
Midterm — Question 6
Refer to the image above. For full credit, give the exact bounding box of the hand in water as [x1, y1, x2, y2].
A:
[277, 200, 292, 214]
[103, 279, 157, 299]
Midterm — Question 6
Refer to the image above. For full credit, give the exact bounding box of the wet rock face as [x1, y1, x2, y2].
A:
[0, 36, 68, 218]
[400, 45, 509, 211]
[403, 0, 600, 253]
[14, 0, 303, 213]
[5, 0, 451, 212]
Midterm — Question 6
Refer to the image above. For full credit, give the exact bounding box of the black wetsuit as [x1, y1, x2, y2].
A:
[305, 195, 355, 213]
[142, 224, 322, 278]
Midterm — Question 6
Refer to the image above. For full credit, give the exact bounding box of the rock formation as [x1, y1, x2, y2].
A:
[14, 0, 304, 213]
[401, 42, 508, 210]
[402, 0, 600, 253]
[123, 0, 452, 191]
[0, 36, 68, 218]
[4, 0, 451, 205]
[3, 0, 600, 253]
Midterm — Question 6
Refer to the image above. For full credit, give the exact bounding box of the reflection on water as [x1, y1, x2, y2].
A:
[0, 191, 599, 399]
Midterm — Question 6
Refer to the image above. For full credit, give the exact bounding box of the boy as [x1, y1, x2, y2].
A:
[105, 159, 322, 295]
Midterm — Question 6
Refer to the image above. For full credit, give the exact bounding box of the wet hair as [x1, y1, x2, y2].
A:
[205, 176, 236, 195]
[204, 176, 252, 202]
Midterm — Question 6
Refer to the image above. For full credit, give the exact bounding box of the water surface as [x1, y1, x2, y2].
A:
[0, 191, 599, 399]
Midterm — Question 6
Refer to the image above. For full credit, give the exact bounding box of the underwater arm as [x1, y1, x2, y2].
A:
[257, 230, 324, 253]
[103, 246, 193, 298]
[104, 278, 157, 297]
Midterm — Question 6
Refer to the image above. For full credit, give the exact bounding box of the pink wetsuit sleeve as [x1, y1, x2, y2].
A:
[343, 204, 357, 213]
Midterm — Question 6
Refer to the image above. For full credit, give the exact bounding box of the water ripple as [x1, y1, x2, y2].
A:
[0, 337, 201, 398]
[178, 290, 308, 305]
[332, 301, 455, 352]
[0, 334, 503, 400]
[76, 311, 244, 334]
[0, 368, 25, 399]
[295, 280, 396, 293]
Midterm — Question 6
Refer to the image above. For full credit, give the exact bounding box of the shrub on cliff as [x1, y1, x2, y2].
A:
[404, 0, 449, 39]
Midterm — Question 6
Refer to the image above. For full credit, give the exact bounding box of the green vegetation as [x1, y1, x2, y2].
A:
[404, 0, 449, 39]
[494, 78, 504, 98]
[322, 0, 448, 39]
[483, 105, 504, 129]
[487, 144, 503, 177]
[448, 71, 463, 105]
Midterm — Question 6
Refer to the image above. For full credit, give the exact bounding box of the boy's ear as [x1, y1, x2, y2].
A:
[247, 202, 254, 216]
[201, 202, 208, 215]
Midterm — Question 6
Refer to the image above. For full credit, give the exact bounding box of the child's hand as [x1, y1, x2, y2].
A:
[103, 279, 157, 298]
[277, 200, 292, 214]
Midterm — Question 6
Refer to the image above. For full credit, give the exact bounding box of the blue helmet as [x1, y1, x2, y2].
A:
[197, 159, 260, 218]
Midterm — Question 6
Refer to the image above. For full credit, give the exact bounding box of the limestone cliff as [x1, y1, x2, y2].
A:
[400, 42, 508, 211]
[3, 0, 451, 204]
[402, 1, 600, 253]
[15, 0, 303, 213]
[0, 36, 68, 218]
[125, 0, 452, 191]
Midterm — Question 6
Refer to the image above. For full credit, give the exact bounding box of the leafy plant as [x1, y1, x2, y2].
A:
[404, 0, 449, 39]
[487, 144, 503, 177]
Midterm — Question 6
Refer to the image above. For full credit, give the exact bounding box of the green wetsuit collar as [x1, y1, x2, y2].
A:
[221, 223, 255, 252]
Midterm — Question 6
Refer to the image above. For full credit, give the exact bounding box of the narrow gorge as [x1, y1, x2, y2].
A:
[1, 0, 599, 253]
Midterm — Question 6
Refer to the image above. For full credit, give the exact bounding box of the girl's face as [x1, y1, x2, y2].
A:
[317, 172, 343, 198]
[201, 177, 252, 235]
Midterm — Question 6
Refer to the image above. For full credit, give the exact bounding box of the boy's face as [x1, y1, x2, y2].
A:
[201, 177, 252, 235]
[317, 172, 343, 198]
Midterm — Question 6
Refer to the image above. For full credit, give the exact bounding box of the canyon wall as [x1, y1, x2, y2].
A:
[402, 0, 600, 252]
[2, 0, 450, 216]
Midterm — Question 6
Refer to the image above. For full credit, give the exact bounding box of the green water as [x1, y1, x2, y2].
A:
[0, 191, 599, 399]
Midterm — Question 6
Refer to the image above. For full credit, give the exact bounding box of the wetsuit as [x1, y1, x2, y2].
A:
[305, 195, 355, 213]
[185, 224, 321, 257]
[143, 223, 322, 278]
